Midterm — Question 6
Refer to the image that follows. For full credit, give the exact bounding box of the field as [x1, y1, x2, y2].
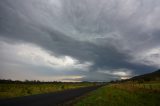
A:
[74, 82, 160, 106]
[0, 82, 94, 99]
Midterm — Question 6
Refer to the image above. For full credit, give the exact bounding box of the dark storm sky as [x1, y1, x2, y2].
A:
[0, 0, 160, 81]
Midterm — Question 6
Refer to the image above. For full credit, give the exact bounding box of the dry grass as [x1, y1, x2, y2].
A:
[111, 82, 160, 93]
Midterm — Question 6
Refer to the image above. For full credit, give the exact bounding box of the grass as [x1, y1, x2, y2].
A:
[0, 82, 93, 99]
[74, 82, 160, 106]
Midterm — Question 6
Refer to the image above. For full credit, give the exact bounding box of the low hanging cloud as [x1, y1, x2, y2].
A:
[0, 0, 160, 81]
[0, 41, 92, 81]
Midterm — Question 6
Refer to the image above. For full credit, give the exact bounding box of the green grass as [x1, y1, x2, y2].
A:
[0, 83, 93, 99]
[74, 83, 160, 106]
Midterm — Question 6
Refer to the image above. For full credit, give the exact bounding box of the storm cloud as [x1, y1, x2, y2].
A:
[0, 0, 160, 81]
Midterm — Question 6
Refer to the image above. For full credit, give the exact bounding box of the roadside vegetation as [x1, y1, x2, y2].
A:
[0, 80, 95, 99]
[74, 70, 160, 106]
[74, 82, 160, 106]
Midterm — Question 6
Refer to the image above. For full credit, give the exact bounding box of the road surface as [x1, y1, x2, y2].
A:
[0, 85, 102, 106]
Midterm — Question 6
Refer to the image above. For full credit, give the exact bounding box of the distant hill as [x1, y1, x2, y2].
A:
[130, 69, 160, 82]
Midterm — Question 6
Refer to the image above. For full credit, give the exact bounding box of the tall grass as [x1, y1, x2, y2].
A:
[74, 83, 160, 106]
[111, 82, 160, 93]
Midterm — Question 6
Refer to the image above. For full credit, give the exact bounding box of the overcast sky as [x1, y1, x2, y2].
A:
[0, 0, 160, 82]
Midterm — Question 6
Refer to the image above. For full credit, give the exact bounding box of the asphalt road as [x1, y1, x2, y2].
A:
[0, 85, 102, 106]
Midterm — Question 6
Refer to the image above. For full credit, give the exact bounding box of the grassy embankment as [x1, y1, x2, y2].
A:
[0, 82, 93, 99]
[74, 82, 160, 106]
